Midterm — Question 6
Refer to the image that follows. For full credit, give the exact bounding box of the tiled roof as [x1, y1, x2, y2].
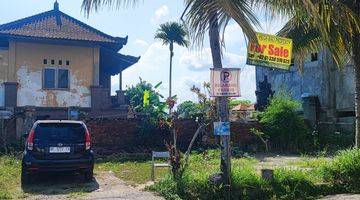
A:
[232, 104, 255, 111]
[0, 3, 126, 46]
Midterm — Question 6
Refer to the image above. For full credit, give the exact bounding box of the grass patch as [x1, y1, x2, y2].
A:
[0, 155, 23, 199]
[322, 148, 360, 192]
[287, 157, 330, 169]
[95, 155, 170, 185]
[149, 149, 360, 200]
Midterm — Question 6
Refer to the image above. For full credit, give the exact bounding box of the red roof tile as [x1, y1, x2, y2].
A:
[0, 6, 126, 45]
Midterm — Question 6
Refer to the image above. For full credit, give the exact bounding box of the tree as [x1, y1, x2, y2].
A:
[125, 79, 166, 129]
[182, 0, 259, 187]
[155, 22, 190, 112]
[177, 101, 201, 119]
[255, 0, 360, 147]
[82, 0, 260, 186]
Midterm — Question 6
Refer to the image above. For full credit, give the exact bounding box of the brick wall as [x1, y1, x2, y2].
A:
[85, 118, 261, 154]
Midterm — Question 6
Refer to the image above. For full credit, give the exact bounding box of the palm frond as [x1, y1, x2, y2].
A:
[81, 0, 140, 15]
[154, 22, 190, 48]
[183, 0, 260, 47]
[258, 0, 359, 69]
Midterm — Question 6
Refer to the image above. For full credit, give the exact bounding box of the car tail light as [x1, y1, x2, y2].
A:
[27, 129, 35, 151]
[85, 129, 91, 150]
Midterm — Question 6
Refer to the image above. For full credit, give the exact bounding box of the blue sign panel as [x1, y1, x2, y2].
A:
[214, 122, 230, 136]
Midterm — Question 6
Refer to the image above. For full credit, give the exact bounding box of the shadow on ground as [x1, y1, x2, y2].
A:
[22, 172, 99, 196]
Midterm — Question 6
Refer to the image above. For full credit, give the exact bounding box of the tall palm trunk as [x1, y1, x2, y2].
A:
[353, 1, 359, 148]
[209, 13, 231, 186]
[354, 33, 360, 147]
[169, 42, 176, 149]
[169, 42, 174, 104]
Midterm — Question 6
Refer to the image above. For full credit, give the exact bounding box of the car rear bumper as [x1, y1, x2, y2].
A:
[22, 152, 94, 173]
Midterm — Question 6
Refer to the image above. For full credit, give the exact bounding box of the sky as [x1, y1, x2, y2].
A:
[0, 0, 286, 103]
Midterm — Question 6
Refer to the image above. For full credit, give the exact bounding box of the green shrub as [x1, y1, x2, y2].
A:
[259, 93, 311, 152]
[0, 156, 21, 199]
[322, 148, 360, 192]
[231, 166, 272, 200]
[272, 169, 319, 199]
[147, 176, 181, 200]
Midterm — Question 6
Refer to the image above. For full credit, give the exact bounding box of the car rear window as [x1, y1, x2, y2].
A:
[34, 123, 85, 143]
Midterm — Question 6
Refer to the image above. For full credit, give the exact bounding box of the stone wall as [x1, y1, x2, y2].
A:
[256, 49, 355, 119]
[85, 118, 261, 155]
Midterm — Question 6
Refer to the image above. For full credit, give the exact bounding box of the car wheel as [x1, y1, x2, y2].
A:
[84, 169, 93, 182]
[21, 166, 31, 186]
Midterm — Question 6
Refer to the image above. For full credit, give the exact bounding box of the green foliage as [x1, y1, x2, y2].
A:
[0, 156, 21, 199]
[150, 165, 324, 200]
[177, 101, 201, 119]
[322, 148, 360, 192]
[318, 131, 354, 152]
[259, 93, 311, 152]
[125, 78, 167, 133]
[147, 176, 182, 200]
[229, 99, 252, 109]
[231, 167, 272, 200]
[155, 22, 189, 48]
[272, 169, 319, 199]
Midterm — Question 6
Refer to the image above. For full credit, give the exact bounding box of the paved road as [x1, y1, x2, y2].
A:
[24, 171, 163, 200]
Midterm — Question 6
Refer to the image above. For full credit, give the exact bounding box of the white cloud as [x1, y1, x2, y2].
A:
[151, 5, 169, 24]
[134, 39, 149, 47]
[122, 40, 256, 103]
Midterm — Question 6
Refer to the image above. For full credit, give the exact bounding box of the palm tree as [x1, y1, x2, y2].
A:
[82, 0, 260, 185]
[154, 22, 189, 155]
[255, 0, 360, 147]
[154, 22, 189, 113]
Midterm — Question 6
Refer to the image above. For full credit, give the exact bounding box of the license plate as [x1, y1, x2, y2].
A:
[49, 147, 71, 153]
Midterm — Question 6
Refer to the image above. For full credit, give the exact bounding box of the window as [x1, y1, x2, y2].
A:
[44, 68, 55, 88]
[43, 68, 69, 89]
[58, 69, 69, 89]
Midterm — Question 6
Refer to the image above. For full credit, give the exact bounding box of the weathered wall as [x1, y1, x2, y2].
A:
[256, 50, 355, 112]
[85, 118, 260, 154]
[11, 41, 97, 107]
[0, 49, 8, 106]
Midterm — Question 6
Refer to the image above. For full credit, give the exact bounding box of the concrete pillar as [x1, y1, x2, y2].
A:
[8, 42, 16, 82]
[302, 94, 320, 127]
[16, 117, 24, 140]
[4, 82, 18, 107]
[91, 86, 110, 111]
[24, 106, 36, 134]
[93, 47, 100, 86]
[119, 71, 122, 91]
[116, 90, 125, 105]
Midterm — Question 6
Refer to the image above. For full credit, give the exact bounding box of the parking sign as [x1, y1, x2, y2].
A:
[210, 68, 240, 97]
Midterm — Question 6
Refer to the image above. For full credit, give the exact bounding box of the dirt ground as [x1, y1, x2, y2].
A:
[22, 171, 163, 200]
[19, 154, 359, 200]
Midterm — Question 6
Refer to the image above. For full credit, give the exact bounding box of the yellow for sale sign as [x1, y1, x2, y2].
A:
[246, 32, 293, 70]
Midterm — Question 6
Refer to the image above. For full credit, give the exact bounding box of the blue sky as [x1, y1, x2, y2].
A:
[0, 0, 285, 103]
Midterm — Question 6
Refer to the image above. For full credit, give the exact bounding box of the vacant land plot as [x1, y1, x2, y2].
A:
[0, 151, 345, 199]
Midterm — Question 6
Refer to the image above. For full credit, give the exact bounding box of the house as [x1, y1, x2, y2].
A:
[256, 49, 355, 133]
[230, 103, 256, 121]
[0, 2, 139, 120]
